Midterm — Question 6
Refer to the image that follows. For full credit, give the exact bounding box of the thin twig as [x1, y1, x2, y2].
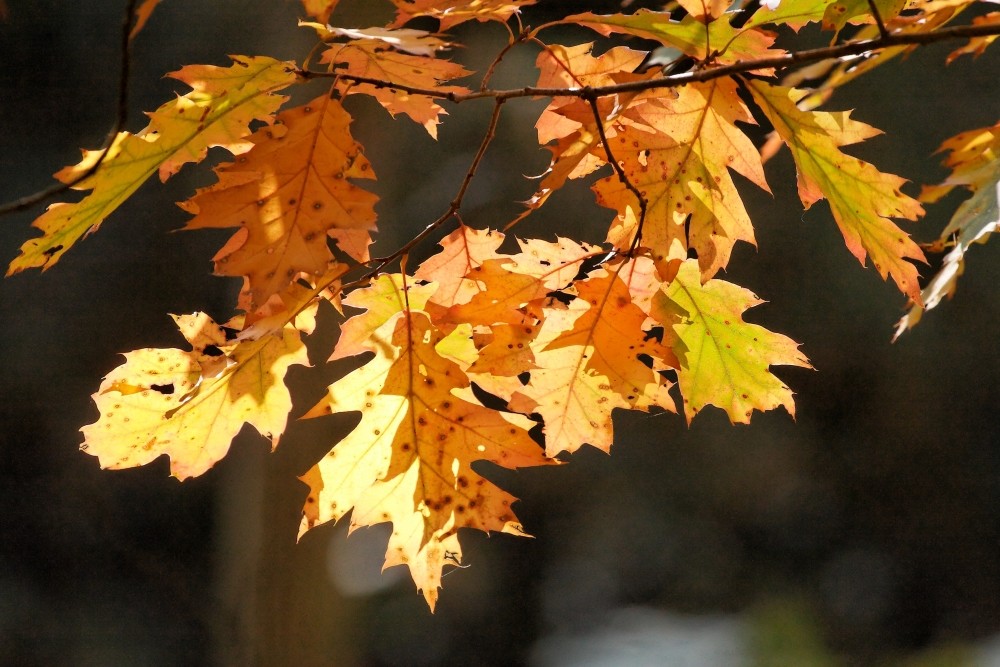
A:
[866, 0, 890, 40]
[343, 99, 507, 291]
[582, 89, 648, 255]
[480, 28, 529, 91]
[298, 22, 1000, 104]
[0, 0, 139, 216]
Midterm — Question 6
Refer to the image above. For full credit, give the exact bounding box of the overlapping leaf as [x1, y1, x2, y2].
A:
[180, 93, 378, 308]
[389, 0, 537, 30]
[596, 76, 770, 280]
[748, 81, 926, 302]
[515, 43, 651, 223]
[895, 121, 1000, 337]
[652, 260, 811, 423]
[318, 30, 471, 138]
[558, 10, 784, 66]
[81, 311, 309, 480]
[7, 56, 298, 275]
[300, 275, 552, 609]
[508, 265, 677, 456]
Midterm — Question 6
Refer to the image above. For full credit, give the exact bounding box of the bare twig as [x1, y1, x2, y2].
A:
[342, 99, 507, 291]
[866, 0, 891, 40]
[582, 89, 648, 255]
[0, 0, 139, 216]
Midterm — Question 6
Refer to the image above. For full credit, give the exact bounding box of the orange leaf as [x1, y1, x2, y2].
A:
[596, 76, 769, 279]
[319, 36, 471, 138]
[509, 265, 676, 457]
[180, 94, 378, 308]
[389, 0, 537, 30]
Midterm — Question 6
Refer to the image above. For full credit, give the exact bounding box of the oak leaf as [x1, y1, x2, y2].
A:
[895, 121, 1000, 337]
[180, 94, 378, 308]
[319, 33, 471, 138]
[560, 10, 784, 66]
[508, 266, 676, 457]
[389, 0, 537, 30]
[7, 56, 298, 275]
[652, 260, 811, 424]
[81, 312, 309, 480]
[596, 76, 770, 280]
[747, 81, 926, 302]
[300, 275, 552, 609]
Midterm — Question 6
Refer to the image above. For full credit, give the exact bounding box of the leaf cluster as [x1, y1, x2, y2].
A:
[4, 0, 998, 609]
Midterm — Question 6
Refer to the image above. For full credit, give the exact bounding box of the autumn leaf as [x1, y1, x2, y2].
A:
[652, 260, 811, 424]
[389, 0, 537, 30]
[822, 0, 907, 36]
[130, 0, 164, 39]
[300, 275, 552, 609]
[508, 265, 676, 457]
[946, 11, 1000, 62]
[558, 10, 784, 66]
[595, 76, 770, 280]
[301, 0, 339, 23]
[180, 93, 378, 308]
[7, 56, 298, 275]
[895, 121, 1000, 337]
[81, 312, 309, 481]
[318, 31, 471, 138]
[413, 225, 507, 309]
[747, 80, 926, 302]
[515, 43, 652, 223]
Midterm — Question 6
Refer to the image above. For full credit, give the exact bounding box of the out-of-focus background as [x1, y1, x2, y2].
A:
[1, 1, 998, 665]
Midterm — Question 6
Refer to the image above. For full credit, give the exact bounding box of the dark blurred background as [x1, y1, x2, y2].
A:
[1, 1, 998, 665]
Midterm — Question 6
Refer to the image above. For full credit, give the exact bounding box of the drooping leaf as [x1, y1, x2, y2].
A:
[81, 312, 309, 480]
[895, 121, 1000, 337]
[301, 275, 553, 610]
[946, 11, 1000, 62]
[389, 0, 537, 30]
[130, 0, 165, 39]
[558, 10, 784, 66]
[180, 94, 378, 308]
[319, 30, 471, 137]
[7, 56, 298, 275]
[652, 260, 811, 424]
[747, 80, 926, 302]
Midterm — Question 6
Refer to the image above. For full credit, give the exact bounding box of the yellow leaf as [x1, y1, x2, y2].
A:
[559, 10, 785, 66]
[653, 260, 811, 424]
[8, 56, 298, 275]
[896, 121, 1000, 337]
[747, 81, 926, 302]
[300, 276, 552, 610]
[81, 312, 309, 480]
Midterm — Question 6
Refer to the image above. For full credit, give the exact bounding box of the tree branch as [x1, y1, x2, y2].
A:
[0, 0, 139, 217]
[344, 99, 507, 290]
[300, 22, 1000, 103]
